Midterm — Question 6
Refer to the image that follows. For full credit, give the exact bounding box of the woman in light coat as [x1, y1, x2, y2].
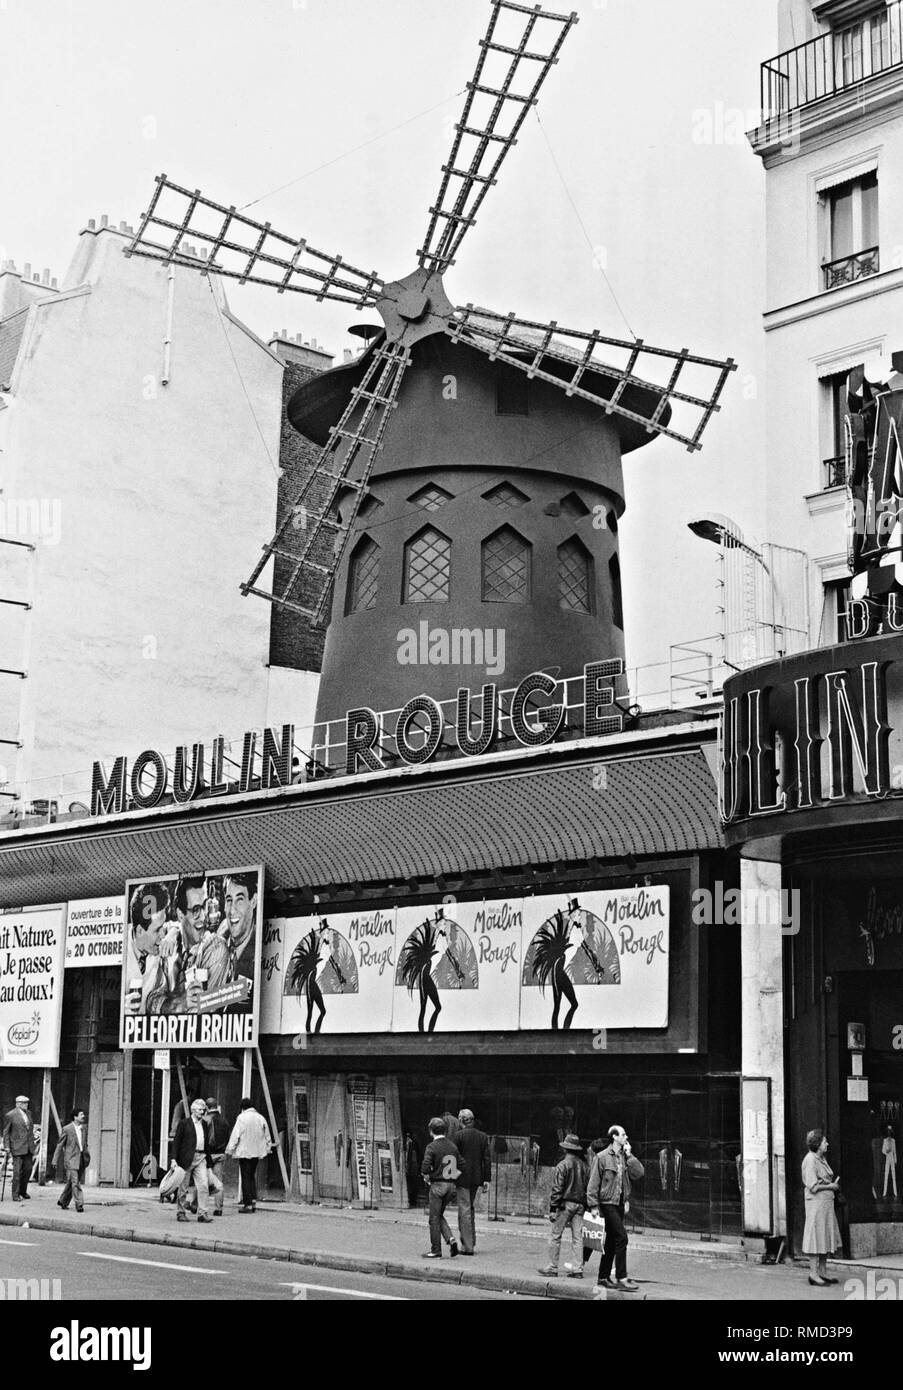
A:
[801, 1128, 841, 1286]
[226, 1097, 273, 1213]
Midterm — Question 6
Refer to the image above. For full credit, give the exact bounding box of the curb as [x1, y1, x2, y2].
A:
[0, 1210, 592, 1300]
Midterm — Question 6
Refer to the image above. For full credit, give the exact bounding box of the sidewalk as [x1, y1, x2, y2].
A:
[0, 1183, 893, 1300]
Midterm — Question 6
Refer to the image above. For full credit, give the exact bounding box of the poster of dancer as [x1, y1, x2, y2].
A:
[392, 900, 520, 1033]
[280, 906, 395, 1035]
[520, 888, 669, 1031]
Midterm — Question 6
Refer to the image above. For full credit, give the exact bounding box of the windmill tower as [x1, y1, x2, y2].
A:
[125, 1, 735, 727]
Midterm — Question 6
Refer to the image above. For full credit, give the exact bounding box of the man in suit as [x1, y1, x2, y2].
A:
[455, 1108, 491, 1255]
[53, 1108, 89, 1212]
[171, 1099, 222, 1223]
[2, 1095, 36, 1202]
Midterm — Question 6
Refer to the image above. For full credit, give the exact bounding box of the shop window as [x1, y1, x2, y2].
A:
[482, 525, 531, 603]
[558, 536, 594, 614]
[345, 535, 380, 614]
[404, 525, 451, 603]
[409, 483, 453, 511]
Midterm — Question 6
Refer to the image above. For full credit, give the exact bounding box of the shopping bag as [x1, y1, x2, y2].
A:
[159, 1163, 186, 1198]
[582, 1210, 607, 1252]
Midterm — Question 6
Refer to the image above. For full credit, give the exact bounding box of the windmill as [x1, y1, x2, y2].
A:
[124, 0, 735, 726]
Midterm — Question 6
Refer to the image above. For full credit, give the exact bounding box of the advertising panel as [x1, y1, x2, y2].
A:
[119, 865, 263, 1048]
[0, 904, 67, 1067]
[65, 896, 124, 969]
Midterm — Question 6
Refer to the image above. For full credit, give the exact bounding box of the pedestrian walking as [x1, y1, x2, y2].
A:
[587, 1124, 644, 1293]
[225, 1097, 273, 1213]
[172, 1099, 223, 1223]
[454, 1108, 491, 1255]
[53, 1108, 90, 1212]
[1, 1096, 36, 1202]
[801, 1128, 841, 1287]
[582, 1137, 606, 1271]
[204, 1098, 230, 1216]
[420, 1116, 461, 1259]
[538, 1134, 588, 1278]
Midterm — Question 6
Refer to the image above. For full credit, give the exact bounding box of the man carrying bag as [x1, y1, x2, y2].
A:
[587, 1124, 645, 1293]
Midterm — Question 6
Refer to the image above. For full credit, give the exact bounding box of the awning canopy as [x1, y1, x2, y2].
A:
[0, 747, 722, 909]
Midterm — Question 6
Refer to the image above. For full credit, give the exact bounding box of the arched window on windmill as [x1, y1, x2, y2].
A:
[345, 535, 381, 614]
[558, 536, 594, 615]
[403, 525, 451, 603]
[482, 525, 531, 604]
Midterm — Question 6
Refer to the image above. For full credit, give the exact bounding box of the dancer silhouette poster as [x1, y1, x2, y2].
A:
[280, 907, 395, 1035]
[392, 900, 520, 1033]
[519, 888, 669, 1031]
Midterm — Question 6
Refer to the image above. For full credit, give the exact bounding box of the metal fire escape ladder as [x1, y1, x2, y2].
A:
[241, 341, 411, 628]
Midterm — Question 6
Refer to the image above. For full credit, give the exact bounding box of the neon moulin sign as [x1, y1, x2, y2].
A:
[90, 659, 625, 817]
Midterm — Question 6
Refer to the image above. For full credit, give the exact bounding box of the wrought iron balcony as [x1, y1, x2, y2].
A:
[761, 0, 903, 119]
[823, 454, 847, 488]
[823, 245, 879, 289]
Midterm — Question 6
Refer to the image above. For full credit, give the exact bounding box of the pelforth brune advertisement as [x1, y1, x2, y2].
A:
[119, 865, 263, 1049]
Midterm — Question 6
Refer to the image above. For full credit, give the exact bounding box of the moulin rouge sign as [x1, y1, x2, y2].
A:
[720, 634, 903, 829]
[90, 660, 624, 817]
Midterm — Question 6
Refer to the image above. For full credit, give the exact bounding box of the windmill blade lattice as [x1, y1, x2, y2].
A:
[124, 175, 383, 308]
[242, 341, 411, 627]
[445, 306, 736, 451]
[418, 1, 578, 274]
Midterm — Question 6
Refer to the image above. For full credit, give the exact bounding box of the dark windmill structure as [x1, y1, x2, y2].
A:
[125, 0, 735, 731]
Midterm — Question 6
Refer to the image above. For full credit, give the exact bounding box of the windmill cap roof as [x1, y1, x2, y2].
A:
[287, 320, 670, 455]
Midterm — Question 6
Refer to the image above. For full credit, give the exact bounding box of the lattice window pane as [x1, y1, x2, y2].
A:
[410, 484, 453, 511]
[484, 481, 529, 508]
[558, 538, 592, 614]
[347, 537, 380, 613]
[404, 527, 450, 603]
[482, 527, 530, 603]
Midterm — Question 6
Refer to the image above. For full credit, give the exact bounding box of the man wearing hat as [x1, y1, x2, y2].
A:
[2, 1096, 37, 1202]
[537, 1133, 588, 1278]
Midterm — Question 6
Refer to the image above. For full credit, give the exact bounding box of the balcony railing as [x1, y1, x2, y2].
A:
[823, 454, 847, 488]
[823, 245, 880, 289]
[761, 0, 903, 119]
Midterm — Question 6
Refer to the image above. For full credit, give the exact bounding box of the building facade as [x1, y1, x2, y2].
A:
[737, 0, 903, 1256]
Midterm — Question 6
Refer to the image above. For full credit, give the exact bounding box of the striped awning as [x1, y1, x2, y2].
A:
[0, 746, 722, 908]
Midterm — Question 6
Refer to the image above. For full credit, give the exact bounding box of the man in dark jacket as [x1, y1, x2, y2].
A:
[204, 1098, 230, 1217]
[2, 1095, 36, 1202]
[172, 1099, 223, 1223]
[587, 1124, 645, 1292]
[454, 1108, 491, 1255]
[538, 1134, 588, 1278]
[420, 1117, 461, 1259]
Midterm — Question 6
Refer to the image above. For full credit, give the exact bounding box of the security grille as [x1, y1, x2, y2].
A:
[347, 537, 380, 613]
[558, 537, 592, 614]
[484, 481, 529, 508]
[404, 527, 451, 603]
[482, 526, 530, 603]
[410, 484, 453, 512]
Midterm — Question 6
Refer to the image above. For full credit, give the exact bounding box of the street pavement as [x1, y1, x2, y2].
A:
[0, 1227, 524, 1300]
[1, 1182, 892, 1302]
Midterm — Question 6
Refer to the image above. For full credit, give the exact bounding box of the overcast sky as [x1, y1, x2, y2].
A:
[1, 0, 779, 693]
